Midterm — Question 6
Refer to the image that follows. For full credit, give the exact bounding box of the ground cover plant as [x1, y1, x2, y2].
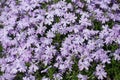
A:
[0, 0, 120, 80]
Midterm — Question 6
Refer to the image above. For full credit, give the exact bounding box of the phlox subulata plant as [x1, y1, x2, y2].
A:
[0, 0, 120, 80]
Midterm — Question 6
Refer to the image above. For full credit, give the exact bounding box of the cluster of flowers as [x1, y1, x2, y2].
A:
[0, 0, 120, 80]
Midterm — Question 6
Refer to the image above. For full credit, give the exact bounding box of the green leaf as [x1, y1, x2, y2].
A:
[93, 20, 102, 30]
[103, 42, 119, 52]
[53, 0, 59, 3]
[14, 72, 25, 80]
[106, 20, 114, 29]
[54, 16, 60, 23]
[65, 0, 72, 3]
[48, 67, 56, 79]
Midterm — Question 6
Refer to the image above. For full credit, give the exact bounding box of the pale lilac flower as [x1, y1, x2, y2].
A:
[114, 49, 120, 61]
[53, 73, 63, 80]
[46, 31, 55, 38]
[95, 64, 107, 80]
[79, 17, 91, 27]
[28, 64, 39, 73]
[42, 77, 50, 80]
[112, 4, 119, 10]
[77, 74, 88, 80]
[0, 73, 15, 80]
[92, 49, 110, 64]
[41, 66, 52, 73]
[78, 60, 90, 71]
[23, 75, 35, 80]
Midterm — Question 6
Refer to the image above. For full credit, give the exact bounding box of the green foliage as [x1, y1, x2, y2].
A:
[14, 72, 25, 80]
[52, 33, 66, 51]
[48, 67, 57, 79]
[65, 0, 72, 3]
[87, 63, 97, 80]
[0, 24, 3, 29]
[105, 58, 120, 80]
[63, 71, 78, 80]
[63, 57, 79, 80]
[0, 44, 3, 58]
[0, 71, 3, 76]
[0, 41, 2, 78]
[54, 16, 60, 23]
[35, 70, 43, 80]
[25, 62, 31, 67]
[117, 0, 120, 3]
[93, 20, 102, 30]
[0, 44, 2, 52]
[35, 62, 47, 80]
[106, 20, 114, 29]
[41, 3, 47, 9]
[103, 42, 119, 52]
[53, 0, 59, 3]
